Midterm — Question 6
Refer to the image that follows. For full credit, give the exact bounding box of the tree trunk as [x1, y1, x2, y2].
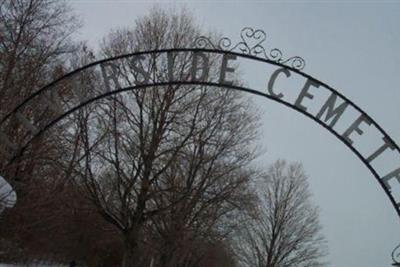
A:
[122, 231, 140, 267]
[159, 251, 173, 267]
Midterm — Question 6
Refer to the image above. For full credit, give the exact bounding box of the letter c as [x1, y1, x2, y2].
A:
[267, 68, 291, 99]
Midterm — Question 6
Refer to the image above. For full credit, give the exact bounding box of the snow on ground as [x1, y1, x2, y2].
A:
[0, 175, 17, 214]
[0, 264, 66, 267]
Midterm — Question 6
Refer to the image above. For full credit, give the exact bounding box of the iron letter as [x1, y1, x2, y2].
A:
[15, 112, 38, 135]
[267, 68, 290, 99]
[101, 62, 121, 92]
[294, 79, 320, 112]
[367, 136, 396, 163]
[316, 93, 349, 128]
[342, 114, 372, 145]
[382, 168, 400, 191]
[128, 55, 150, 85]
[191, 52, 209, 82]
[0, 131, 17, 151]
[168, 52, 174, 82]
[41, 90, 64, 116]
[219, 54, 236, 85]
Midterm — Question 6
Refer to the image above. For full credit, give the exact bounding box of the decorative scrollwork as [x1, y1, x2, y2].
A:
[193, 36, 217, 50]
[193, 27, 306, 70]
[392, 243, 400, 265]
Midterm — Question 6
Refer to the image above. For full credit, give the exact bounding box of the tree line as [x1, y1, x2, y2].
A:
[0, 1, 327, 266]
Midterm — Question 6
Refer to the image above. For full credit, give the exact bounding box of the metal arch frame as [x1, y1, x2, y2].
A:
[1, 47, 400, 221]
[393, 243, 400, 265]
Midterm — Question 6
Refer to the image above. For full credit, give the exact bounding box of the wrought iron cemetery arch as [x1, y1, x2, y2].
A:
[1, 29, 400, 260]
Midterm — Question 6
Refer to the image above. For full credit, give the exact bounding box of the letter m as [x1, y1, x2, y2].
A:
[316, 93, 349, 128]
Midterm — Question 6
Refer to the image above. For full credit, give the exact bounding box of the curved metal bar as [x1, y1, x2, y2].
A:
[393, 243, 400, 264]
[4, 80, 400, 219]
[1, 48, 400, 219]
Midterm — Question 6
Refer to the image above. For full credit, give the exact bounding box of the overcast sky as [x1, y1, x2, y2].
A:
[70, 1, 400, 266]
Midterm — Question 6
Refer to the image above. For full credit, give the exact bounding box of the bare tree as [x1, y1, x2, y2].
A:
[0, 0, 79, 118]
[0, 0, 80, 182]
[0, 0, 83, 262]
[234, 160, 327, 267]
[60, 7, 259, 267]
[0, 0, 80, 187]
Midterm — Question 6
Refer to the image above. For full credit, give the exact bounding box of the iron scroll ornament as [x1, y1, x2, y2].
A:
[194, 27, 306, 70]
[0, 29, 400, 225]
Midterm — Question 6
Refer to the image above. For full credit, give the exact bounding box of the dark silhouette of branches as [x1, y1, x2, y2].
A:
[60, 7, 258, 267]
[233, 160, 327, 267]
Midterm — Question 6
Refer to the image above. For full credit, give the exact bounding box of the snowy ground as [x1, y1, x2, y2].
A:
[0, 264, 65, 267]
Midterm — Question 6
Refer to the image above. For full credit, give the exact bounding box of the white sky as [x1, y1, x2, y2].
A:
[70, 1, 400, 266]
